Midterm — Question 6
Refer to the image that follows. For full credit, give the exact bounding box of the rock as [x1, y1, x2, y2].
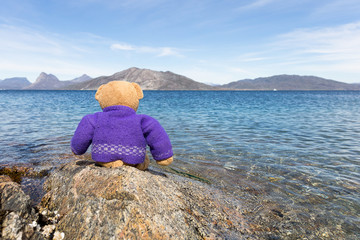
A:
[0, 175, 38, 239]
[0, 165, 50, 206]
[39, 160, 248, 239]
[0, 175, 64, 240]
[0, 175, 12, 183]
[0, 165, 49, 184]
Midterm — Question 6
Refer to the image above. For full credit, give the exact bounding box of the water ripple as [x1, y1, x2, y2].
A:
[1, 90, 360, 238]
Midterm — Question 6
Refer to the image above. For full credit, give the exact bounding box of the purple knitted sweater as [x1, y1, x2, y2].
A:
[71, 105, 173, 164]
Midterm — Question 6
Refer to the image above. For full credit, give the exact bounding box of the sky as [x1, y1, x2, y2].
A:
[1, 0, 360, 84]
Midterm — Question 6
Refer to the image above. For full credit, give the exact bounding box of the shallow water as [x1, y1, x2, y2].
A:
[1, 90, 359, 238]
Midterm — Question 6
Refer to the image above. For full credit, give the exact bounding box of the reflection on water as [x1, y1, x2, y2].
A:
[0, 90, 359, 238]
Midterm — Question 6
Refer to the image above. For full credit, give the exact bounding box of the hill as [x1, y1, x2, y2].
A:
[25, 73, 64, 90]
[25, 73, 92, 90]
[0, 77, 31, 90]
[221, 75, 360, 90]
[3, 71, 359, 91]
[63, 67, 214, 90]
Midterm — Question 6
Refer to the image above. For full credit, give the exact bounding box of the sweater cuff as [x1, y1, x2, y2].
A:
[71, 146, 80, 155]
[152, 150, 173, 161]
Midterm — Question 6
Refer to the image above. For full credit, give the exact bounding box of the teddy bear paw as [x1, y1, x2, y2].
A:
[156, 157, 173, 166]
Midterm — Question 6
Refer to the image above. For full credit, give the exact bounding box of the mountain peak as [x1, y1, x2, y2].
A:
[35, 72, 59, 83]
[127, 67, 140, 71]
[25, 73, 61, 90]
[62, 67, 214, 90]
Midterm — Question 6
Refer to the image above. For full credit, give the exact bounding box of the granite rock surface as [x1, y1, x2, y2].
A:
[39, 160, 248, 239]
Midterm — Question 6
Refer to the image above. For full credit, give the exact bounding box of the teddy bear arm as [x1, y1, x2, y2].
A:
[141, 115, 173, 164]
[71, 115, 95, 155]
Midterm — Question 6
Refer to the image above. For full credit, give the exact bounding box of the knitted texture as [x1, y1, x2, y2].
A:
[71, 105, 173, 164]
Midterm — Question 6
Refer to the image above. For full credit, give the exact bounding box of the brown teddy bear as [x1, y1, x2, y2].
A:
[71, 81, 173, 170]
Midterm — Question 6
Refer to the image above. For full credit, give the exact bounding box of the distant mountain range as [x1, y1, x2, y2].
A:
[222, 75, 360, 90]
[24, 73, 92, 90]
[63, 67, 213, 90]
[1, 68, 359, 91]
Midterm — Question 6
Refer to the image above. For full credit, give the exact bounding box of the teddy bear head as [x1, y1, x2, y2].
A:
[95, 81, 144, 111]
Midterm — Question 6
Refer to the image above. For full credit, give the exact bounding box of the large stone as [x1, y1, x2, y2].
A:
[40, 160, 248, 239]
[0, 175, 38, 239]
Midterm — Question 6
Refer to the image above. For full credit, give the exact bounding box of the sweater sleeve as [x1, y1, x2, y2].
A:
[141, 115, 173, 161]
[71, 114, 95, 155]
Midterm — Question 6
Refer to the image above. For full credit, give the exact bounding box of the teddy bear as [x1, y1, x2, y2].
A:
[70, 81, 173, 170]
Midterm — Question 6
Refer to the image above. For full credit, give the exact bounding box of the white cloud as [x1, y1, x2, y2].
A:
[222, 21, 360, 82]
[0, 20, 184, 82]
[0, 24, 64, 56]
[237, 0, 276, 11]
[0, 23, 102, 59]
[237, 55, 268, 62]
[158, 47, 182, 57]
[220, 21, 360, 83]
[0, 22, 114, 81]
[71, 0, 167, 10]
[110, 42, 182, 57]
[110, 43, 135, 51]
[273, 21, 360, 63]
[311, 0, 360, 19]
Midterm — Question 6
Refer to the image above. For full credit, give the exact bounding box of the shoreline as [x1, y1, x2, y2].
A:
[1, 158, 358, 239]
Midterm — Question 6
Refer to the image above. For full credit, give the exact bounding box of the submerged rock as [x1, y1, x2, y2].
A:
[0, 165, 50, 207]
[39, 160, 248, 239]
[0, 165, 49, 184]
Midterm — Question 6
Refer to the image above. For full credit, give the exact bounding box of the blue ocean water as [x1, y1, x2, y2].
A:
[1, 90, 359, 238]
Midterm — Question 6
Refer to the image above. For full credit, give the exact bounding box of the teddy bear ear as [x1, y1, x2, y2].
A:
[95, 84, 104, 101]
[131, 83, 143, 100]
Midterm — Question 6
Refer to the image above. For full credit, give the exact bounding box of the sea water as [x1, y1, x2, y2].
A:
[0, 90, 359, 238]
